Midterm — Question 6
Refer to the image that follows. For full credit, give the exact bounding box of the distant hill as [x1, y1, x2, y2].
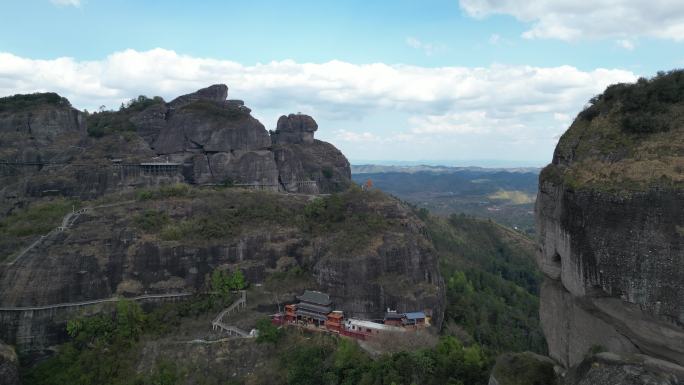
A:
[352, 166, 540, 235]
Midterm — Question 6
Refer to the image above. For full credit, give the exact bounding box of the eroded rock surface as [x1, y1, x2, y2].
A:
[535, 73, 684, 368]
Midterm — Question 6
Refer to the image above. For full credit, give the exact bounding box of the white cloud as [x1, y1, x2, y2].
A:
[489, 34, 501, 45]
[459, 0, 684, 41]
[0, 48, 638, 161]
[616, 39, 635, 50]
[50, 0, 81, 7]
[405, 37, 446, 56]
[334, 130, 380, 142]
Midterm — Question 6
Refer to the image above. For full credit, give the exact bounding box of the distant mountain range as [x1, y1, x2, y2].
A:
[351, 165, 540, 235]
[352, 164, 541, 175]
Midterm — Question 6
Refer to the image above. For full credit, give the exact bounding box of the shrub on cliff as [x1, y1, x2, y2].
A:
[87, 95, 164, 137]
[0, 92, 70, 113]
[580, 69, 684, 134]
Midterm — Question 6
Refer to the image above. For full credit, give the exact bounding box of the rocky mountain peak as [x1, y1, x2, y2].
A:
[168, 84, 229, 108]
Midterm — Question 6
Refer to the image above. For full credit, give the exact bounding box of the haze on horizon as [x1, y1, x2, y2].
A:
[2, 0, 683, 166]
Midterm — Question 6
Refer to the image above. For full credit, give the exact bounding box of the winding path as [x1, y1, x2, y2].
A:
[3, 200, 135, 266]
[0, 292, 192, 312]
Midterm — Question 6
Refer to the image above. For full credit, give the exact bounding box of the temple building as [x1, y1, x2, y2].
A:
[295, 290, 332, 326]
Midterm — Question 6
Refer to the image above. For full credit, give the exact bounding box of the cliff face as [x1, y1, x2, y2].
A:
[0, 85, 352, 205]
[0, 189, 444, 350]
[535, 72, 684, 369]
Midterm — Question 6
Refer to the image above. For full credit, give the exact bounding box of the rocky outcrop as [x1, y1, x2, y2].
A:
[0, 86, 353, 210]
[272, 114, 317, 145]
[489, 351, 684, 385]
[488, 352, 558, 385]
[271, 114, 351, 193]
[563, 352, 684, 385]
[535, 73, 684, 369]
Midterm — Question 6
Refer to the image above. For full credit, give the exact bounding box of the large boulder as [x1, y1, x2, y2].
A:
[271, 114, 351, 193]
[272, 113, 317, 144]
[168, 84, 229, 109]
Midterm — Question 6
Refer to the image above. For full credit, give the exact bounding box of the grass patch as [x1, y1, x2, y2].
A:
[136, 184, 193, 201]
[134, 210, 169, 232]
[301, 186, 391, 255]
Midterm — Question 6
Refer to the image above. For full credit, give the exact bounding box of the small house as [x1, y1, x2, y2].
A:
[404, 311, 427, 326]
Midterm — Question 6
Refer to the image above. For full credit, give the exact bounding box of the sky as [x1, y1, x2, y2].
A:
[1, 0, 683, 166]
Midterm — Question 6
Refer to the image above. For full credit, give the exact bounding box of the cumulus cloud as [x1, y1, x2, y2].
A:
[50, 0, 81, 7]
[459, 0, 684, 41]
[0, 48, 637, 155]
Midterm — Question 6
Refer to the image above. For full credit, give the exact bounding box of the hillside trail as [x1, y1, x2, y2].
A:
[3, 199, 136, 266]
[0, 292, 192, 311]
[211, 290, 254, 338]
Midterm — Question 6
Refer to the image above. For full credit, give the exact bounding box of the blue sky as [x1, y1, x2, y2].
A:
[2, 0, 683, 166]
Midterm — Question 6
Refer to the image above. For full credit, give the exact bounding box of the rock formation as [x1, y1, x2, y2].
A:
[0, 86, 437, 354]
[0, 85, 352, 209]
[272, 114, 351, 194]
[535, 71, 684, 375]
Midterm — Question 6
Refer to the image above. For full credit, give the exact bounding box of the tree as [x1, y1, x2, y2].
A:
[255, 318, 282, 344]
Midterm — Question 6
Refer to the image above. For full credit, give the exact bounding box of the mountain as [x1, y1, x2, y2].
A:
[0, 86, 444, 354]
[0, 85, 550, 385]
[351, 167, 539, 235]
[491, 70, 684, 385]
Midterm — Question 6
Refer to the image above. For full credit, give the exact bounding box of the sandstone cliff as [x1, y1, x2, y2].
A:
[0, 187, 444, 351]
[535, 71, 684, 373]
[0, 85, 351, 206]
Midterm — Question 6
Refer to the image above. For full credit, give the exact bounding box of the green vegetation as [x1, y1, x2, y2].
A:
[136, 183, 193, 201]
[0, 92, 70, 113]
[134, 209, 169, 232]
[302, 186, 390, 254]
[426, 213, 546, 356]
[273, 334, 488, 385]
[581, 69, 684, 133]
[322, 166, 334, 179]
[255, 317, 283, 344]
[22, 295, 230, 385]
[87, 95, 164, 137]
[210, 268, 246, 300]
[134, 185, 395, 253]
[548, 69, 684, 191]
